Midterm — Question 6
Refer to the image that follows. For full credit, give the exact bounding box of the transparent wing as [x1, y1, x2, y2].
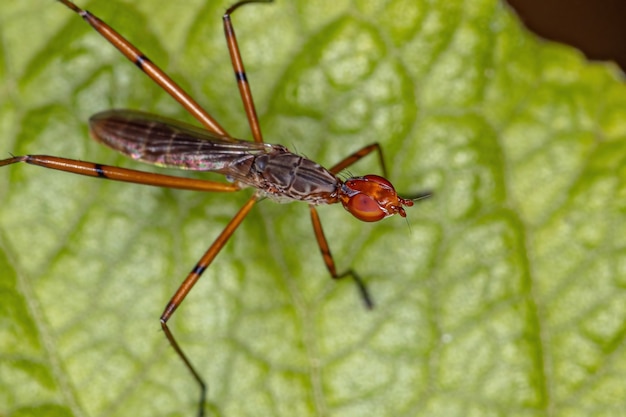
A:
[89, 109, 275, 173]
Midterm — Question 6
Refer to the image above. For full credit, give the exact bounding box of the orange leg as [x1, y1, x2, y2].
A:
[329, 142, 387, 176]
[160, 194, 258, 416]
[6, 2, 405, 415]
[57, 0, 228, 136]
[309, 206, 374, 309]
[0, 155, 241, 192]
[223, 0, 272, 143]
[308, 142, 391, 308]
[47, 1, 277, 415]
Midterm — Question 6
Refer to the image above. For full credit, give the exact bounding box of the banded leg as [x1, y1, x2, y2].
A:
[223, 0, 272, 143]
[0, 155, 241, 192]
[309, 206, 374, 309]
[329, 143, 387, 176]
[57, 0, 228, 136]
[160, 194, 258, 417]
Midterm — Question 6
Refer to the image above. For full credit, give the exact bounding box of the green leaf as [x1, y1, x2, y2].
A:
[1, 0, 626, 416]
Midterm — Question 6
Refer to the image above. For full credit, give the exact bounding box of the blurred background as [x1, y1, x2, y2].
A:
[507, 0, 626, 72]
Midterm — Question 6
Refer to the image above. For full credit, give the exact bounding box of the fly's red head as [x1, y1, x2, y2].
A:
[340, 175, 414, 222]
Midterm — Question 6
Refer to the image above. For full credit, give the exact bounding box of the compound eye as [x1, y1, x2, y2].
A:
[346, 193, 386, 222]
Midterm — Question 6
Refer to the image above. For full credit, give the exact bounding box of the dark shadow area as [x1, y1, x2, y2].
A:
[507, 0, 626, 72]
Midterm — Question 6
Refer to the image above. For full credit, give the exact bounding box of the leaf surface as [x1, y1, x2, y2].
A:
[1, 1, 626, 416]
